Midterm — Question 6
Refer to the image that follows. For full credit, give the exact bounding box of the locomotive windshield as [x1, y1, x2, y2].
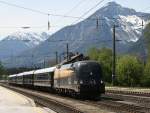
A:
[78, 62, 102, 81]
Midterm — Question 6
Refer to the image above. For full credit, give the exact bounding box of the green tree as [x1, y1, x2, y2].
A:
[87, 48, 99, 60]
[0, 62, 6, 80]
[88, 47, 112, 83]
[97, 48, 112, 83]
[141, 61, 150, 87]
[116, 55, 143, 86]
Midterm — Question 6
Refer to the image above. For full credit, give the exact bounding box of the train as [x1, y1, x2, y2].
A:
[8, 60, 105, 99]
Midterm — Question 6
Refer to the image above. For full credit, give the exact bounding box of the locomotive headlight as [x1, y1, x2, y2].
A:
[90, 72, 93, 75]
[80, 80, 83, 84]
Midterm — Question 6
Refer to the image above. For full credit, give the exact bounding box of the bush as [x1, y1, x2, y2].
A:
[0, 62, 6, 80]
[141, 61, 150, 87]
[116, 55, 143, 87]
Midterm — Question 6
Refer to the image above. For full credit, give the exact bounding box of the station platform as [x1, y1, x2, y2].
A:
[0, 86, 56, 113]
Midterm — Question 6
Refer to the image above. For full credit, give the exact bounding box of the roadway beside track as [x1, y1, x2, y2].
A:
[0, 85, 56, 113]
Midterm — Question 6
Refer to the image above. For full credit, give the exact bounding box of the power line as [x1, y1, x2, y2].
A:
[0, 0, 110, 21]
[0, 0, 149, 20]
[65, 0, 88, 15]
[0, 0, 148, 38]
[71, 0, 107, 24]
[0, 0, 47, 15]
[55, 0, 89, 24]
[0, 0, 100, 20]
[0, 0, 149, 25]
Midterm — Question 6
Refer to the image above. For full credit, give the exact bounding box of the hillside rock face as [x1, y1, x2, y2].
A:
[3, 2, 150, 68]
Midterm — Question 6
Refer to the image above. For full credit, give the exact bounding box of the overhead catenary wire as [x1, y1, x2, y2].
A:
[0, 0, 111, 21]
[65, 0, 88, 15]
[55, 0, 89, 24]
[0, 0, 47, 15]
[0, 0, 99, 20]
[71, 0, 107, 24]
[0, 0, 149, 25]
[1, 0, 147, 36]
[0, 0, 148, 37]
[0, 0, 108, 33]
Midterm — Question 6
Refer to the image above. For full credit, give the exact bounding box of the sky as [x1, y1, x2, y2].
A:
[0, 0, 150, 39]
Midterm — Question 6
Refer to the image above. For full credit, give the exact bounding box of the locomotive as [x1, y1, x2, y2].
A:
[8, 60, 105, 98]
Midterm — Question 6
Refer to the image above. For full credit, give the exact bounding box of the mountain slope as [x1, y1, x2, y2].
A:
[3, 2, 150, 68]
[29, 2, 150, 54]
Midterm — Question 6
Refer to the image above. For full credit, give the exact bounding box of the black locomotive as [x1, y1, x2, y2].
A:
[8, 61, 105, 98]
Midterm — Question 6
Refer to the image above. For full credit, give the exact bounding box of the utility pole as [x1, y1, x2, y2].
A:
[48, 14, 50, 30]
[66, 43, 69, 61]
[31, 54, 34, 69]
[112, 25, 116, 86]
[55, 51, 58, 64]
[96, 17, 99, 29]
[142, 19, 144, 31]
[44, 57, 46, 68]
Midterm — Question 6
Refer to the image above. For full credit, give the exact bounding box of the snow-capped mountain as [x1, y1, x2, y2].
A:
[3, 2, 150, 68]
[3, 31, 49, 47]
[0, 31, 50, 59]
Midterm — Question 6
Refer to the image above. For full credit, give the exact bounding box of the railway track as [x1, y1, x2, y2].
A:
[1, 84, 150, 113]
[104, 88, 150, 113]
[93, 99, 150, 113]
[105, 87, 150, 109]
[104, 92, 150, 110]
